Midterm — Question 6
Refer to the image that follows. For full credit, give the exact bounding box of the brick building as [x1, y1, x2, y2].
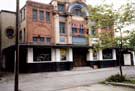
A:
[0, 0, 134, 72]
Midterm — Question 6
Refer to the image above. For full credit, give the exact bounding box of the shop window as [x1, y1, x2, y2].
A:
[39, 10, 44, 21]
[33, 48, 51, 61]
[58, 4, 65, 12]
[93, 50, 97, 60]
[46, 37, 51, 44]
[60, 49, 67, 61]
[103, 49, 113, 59]
[46, 12, 50, 23]
[33, 9, 37, 21]
[59, 22, 66, 34]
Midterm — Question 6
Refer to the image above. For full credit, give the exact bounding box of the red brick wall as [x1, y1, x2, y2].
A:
[26, 1, 55, 44]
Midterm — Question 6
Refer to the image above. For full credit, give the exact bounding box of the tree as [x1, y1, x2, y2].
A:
[88, 1, 135, 77]
[88, 4, 117, 52]
[128, 31, 135, 50]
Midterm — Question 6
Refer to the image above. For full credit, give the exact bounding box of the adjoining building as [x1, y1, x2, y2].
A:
[0, 0, 134, 72]
[0, 10, 16, 71]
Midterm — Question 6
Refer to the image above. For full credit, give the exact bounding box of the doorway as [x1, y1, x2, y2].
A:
[73, 48, 88, 67]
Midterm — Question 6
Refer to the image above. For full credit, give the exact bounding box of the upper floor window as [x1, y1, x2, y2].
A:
[58, 4, 65, 12]
[59, 22, 66, 34]
[80, 25, 84, 34]
[80, 29, 84, 34]
[72, 8, 82, 16]
[33, 9, 38, 21]
[60, 37, 65, 43]
[33, 37, 38, 42]
[70, 4, 87, 17]
[39, 37, 45, 42]
[46, 12, 50, 23]
[20, 8, 25, 22]
[33, 37, 45, 43]
[39, 10, 44, 21]
[22, 8, 25, 21]
[72, 27, 77, 34]
[19, 30, 22, 41]
[91, 26, 96, 36]
[6, 28, 15, 39]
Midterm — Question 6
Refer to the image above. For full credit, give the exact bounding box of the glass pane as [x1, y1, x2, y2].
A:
[58, 4, 65, 12]
[39, 10, 44, 21]
[60, 49, 67, 61]
[46, 12, 50, 22]
[33, 9, 37, 21]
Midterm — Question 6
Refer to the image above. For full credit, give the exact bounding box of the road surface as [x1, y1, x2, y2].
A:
[0, 66, 135, 91]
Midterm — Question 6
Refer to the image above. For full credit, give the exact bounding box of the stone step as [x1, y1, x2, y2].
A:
[72, 67, 93, 71]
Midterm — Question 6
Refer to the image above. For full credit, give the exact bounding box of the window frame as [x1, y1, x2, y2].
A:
[39, 10, 44, 21]
[46, 11, 51, 23]
[58, 4, 65, 12]
[59, 22, 66, 34]
[60, 48, 67, 61]
[32, 9, 38, 21]
[103, 49, 113, 59]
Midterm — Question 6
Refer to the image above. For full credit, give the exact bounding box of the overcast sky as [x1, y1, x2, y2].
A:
[0, 0, 133, 11]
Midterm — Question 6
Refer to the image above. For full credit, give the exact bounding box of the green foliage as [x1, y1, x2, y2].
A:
[88, 1, 135, 51]
[88, 4, 116, 29]
[93, 31, 116, 51]
[106, 74, 127, 82]
[128, 31, 135, 50]
[128, 80, 135, 84]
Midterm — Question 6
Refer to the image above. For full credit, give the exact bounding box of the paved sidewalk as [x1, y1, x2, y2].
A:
[60, 84, 135, 91]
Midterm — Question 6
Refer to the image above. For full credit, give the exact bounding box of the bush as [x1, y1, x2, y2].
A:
[106, 74, 127, 82]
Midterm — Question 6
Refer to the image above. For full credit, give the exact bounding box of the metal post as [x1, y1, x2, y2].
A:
[0, 20, 1, 72]
[14, 0, 20, 91]
[119, 28, 123, 77]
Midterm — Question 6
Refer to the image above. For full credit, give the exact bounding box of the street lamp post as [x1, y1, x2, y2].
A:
[14, 0, 20, 91]
[119, 27, 123, 77]
[0, 22, 1, 73]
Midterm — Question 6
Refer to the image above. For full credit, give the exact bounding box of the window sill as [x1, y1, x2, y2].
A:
[28, 61, 71, 63]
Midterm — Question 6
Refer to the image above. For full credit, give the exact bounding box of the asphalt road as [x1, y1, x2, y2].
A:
[0, 66, 135, 91]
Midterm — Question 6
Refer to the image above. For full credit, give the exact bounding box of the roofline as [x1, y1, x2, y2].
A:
[26, 0, 53, 7]
[50, 0, 55, 4]
[0, 10, 16, 14]
[20, 4, 26, 11]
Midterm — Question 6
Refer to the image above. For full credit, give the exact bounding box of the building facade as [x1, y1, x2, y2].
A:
[0, 0, 135, 72]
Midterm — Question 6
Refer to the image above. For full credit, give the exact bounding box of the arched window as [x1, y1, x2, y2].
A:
[71, 7, 83, 16]
[69, 3, 89, 17]
[5, 27, 15, 39]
